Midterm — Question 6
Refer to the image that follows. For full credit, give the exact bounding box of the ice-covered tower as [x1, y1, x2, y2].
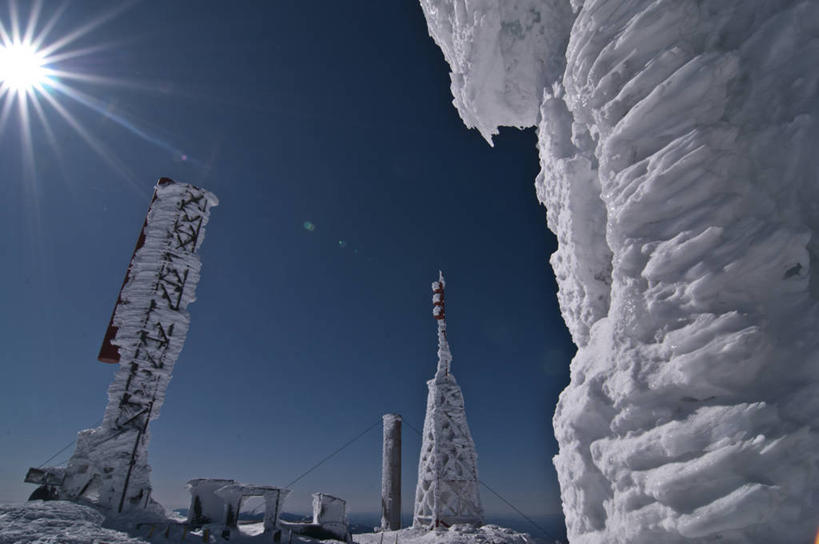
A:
[413, 272, 483, 529]
[25, 178, 218, 513]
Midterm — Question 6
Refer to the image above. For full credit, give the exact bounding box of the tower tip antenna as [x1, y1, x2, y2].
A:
[432, 271, 446, 321]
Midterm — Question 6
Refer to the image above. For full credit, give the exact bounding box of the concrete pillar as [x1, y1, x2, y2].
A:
[381, 413, 402, 530]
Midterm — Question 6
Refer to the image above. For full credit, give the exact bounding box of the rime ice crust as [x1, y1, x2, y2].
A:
[60, 181, 218, 513]
[420, 0, 573, 144]
[420, 0, 819, 542]
[414, 374, 484, 529]
[104, 182, 218, 429]
[537, 86, 610, 348]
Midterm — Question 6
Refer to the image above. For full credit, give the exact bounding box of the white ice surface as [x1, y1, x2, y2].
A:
[420, 0, 573, 144]
[420, 0, 819, 542]
[355, 525, 537, 544]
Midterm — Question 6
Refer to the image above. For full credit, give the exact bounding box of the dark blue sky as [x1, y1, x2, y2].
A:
[0, 0, 574, 526]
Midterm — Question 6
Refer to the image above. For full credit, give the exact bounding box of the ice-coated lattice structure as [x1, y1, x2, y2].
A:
[414, 272, 483, 529]
[420, 1, 819, 542]
[56, 179, 218, 513]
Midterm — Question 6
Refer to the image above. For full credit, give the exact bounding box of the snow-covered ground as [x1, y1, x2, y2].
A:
[0, 501, 148, 544]
[0, 502, 544, 544]
[356, 525, 541, 544]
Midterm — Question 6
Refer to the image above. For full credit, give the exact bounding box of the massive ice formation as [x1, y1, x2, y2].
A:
[45, 179, 218, 513]
[420, 0, 572, 144]
[421, 1, 819, 542]
[414, 273, 483, 529]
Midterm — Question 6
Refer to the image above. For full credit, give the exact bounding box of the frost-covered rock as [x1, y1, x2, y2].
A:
[420, 0, 819, 542]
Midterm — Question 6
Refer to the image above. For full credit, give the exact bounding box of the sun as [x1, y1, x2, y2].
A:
[0, 41, 49, 93]
[0, 1, 195, 184]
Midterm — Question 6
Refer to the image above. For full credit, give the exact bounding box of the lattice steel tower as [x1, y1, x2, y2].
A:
[25, 178, 218, 513]
[413, 272, 483, 529]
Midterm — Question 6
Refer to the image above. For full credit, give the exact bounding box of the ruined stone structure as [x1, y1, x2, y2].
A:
[187, 479, 289, 537]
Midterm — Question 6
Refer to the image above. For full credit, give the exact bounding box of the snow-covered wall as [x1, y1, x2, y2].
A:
[420, 1, 819, 542]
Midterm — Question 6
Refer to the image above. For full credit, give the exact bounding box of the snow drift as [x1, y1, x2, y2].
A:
[420, 0, 819, 542]
[0, 502, 149, 544]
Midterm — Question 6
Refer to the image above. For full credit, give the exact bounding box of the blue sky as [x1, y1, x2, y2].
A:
[0, 0, 574, 526]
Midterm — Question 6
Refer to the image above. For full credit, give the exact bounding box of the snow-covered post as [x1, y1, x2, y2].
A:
[381, 413, 402, 531]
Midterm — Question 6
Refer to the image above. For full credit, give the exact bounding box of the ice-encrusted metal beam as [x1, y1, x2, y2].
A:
[27, 178, 218, 513]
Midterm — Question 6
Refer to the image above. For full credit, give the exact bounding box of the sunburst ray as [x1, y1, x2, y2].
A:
[1, 0, 195, 195]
